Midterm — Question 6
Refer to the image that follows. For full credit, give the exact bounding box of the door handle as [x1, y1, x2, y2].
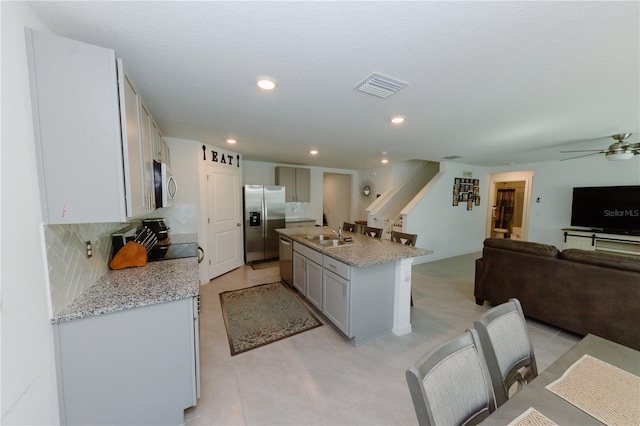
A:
[237, 223, 241, 227]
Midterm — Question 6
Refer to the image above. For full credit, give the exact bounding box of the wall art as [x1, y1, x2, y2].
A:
[453, 177, 480, 210]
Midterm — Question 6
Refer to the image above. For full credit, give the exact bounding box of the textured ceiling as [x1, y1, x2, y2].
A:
[27, 1, 640, 169]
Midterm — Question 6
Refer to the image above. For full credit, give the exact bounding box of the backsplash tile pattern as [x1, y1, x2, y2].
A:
[147, 204, 198, 235]
[285, 201, 309, 220]
[45, 204, 199, 316]
[45, 222, 124, 315]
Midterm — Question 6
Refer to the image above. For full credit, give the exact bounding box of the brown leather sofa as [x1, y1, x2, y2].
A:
[474, 238, 640, 350]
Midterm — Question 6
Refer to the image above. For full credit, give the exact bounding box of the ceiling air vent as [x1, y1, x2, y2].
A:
[443, 155, 463, 160]
[354, 72, 408, 99]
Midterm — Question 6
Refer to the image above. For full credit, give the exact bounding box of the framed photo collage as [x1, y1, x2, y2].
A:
[453, 177, 480, 210]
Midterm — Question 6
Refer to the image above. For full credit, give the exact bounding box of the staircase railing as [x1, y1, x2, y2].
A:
[367, 161, 439, 238]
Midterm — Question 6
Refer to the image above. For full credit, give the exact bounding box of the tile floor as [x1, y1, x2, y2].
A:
[185, 253, 580, 425]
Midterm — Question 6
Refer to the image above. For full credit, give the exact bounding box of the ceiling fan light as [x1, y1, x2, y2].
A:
[606, 151, 634, 161]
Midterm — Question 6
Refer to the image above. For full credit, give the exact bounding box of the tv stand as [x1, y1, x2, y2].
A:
[562, 228, 640, 257]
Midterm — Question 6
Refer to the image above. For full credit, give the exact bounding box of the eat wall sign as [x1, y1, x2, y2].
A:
[202, 145, 240, 167]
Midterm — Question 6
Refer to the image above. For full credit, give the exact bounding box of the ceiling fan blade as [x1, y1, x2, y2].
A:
[560, 149, 605, 153]
[560, 152, 602, 161]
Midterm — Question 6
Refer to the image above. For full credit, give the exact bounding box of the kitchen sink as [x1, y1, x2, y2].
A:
[318, 239, 350, 247]
[306, 234, 338, 241]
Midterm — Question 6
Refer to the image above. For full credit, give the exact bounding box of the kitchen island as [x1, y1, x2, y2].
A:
[277, 227, 431, 345]
[51, 258, 199, 426]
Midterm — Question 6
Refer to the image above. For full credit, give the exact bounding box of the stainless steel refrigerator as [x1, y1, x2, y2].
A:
[243, 185, 286, 263]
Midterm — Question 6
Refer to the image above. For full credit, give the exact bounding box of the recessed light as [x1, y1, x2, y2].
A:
[310, 150, 318, 155]
[390, 116, 405, 124]
[227, 139, 237, 144]
[256, 76, 277, 91]
[381, 159, 389, 164]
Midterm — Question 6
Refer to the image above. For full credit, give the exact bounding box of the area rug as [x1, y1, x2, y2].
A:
[219, 282, 322, 355]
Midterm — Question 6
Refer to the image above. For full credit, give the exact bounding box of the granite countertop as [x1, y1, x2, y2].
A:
[286, 217, 317, 223]
[277, 226, 432, 267]
[52, 257, 199, 324]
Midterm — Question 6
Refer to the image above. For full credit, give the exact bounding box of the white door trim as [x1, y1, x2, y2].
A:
[485, 170, 534, 241]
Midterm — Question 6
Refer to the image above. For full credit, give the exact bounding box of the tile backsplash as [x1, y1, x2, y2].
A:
[146, 204, 198, 235]
[285, 201, 309, 219]
[45, 221, 124, 315]
[45, 204, 199, 315]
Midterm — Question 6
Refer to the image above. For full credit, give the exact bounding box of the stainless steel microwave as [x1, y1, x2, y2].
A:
[153, 160, 177, 208]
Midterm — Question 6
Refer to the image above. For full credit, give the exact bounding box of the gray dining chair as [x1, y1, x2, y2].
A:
[342, 222, 356, 233]
[406, 329, 496, 426]
[363, 226, 383, 238]
[474, 298, 538, 407]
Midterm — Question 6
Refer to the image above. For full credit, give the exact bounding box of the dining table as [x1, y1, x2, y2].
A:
[480, 333, 640, 425]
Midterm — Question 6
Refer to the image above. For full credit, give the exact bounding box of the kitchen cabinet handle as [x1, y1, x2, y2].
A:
[167, 176, 177, 200]
[280, 237, 291, 246]
[262, 197, 268, 238]
[197, 246, 204, 264]
[328, 263, 337, 270]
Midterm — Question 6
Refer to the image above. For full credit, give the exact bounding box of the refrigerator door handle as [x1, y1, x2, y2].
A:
[262, 197, 268, 238]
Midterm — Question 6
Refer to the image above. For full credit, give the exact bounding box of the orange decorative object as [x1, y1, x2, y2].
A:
[109, 241, 148, 269]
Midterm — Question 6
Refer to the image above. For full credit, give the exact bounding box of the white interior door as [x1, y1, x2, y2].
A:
[206, 163, 243, 279]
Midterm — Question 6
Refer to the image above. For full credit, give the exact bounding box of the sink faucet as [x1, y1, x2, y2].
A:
[330, 227, 342, 238]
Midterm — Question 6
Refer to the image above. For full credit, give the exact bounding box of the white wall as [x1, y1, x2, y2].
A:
[407, 162, 490, 262]
[356, 160, 426, 219]
[356, 166, 391, 219]
[1, 2, 60, 423]
[323, 173, 352, 228]
[406, 156, 639, 264]
[500, 155, 640, 248]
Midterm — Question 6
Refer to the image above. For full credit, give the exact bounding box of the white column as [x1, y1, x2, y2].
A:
[392, 258, 414, 335]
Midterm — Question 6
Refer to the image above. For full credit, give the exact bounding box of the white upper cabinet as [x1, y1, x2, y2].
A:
[25, 29, 158, 223]
[117, 60, 146, 218]
[138, 99, 156, 211]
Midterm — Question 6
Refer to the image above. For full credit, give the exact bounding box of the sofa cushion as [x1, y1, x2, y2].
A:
[560, 249, 640, 273]
[483, 238, 559, 258]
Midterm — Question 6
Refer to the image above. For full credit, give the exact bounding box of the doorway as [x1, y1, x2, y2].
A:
[205, 162, 243, 280]
[486, 171, 533, 241]
[323, 173, 352, 228]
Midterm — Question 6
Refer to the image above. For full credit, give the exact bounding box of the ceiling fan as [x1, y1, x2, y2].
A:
[561, 133, 640, 161]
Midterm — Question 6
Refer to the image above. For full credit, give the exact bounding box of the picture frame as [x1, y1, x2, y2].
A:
[452, 176, 480, 210]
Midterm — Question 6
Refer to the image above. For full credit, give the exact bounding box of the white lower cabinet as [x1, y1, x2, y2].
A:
[292, 251, 307, 294]
[52, 298, 198, 425]
[293, 243, 323, 309]
[306, 259, 323, 310]
[291, 240, 396, 345]
[322, 268, 351, 336]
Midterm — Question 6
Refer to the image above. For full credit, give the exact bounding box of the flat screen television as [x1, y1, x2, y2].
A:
[570, 185, 640, 235]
